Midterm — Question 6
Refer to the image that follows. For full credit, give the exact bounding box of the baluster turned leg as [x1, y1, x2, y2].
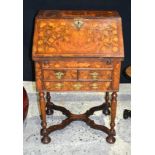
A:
[46, 92, 54, 115]
[102, 92, 110, 115]
[39, 92, 51, 144]
[106, 92, 117, 144]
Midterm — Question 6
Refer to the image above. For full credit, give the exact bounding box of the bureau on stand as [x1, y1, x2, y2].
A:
[32, 10, 124, 144]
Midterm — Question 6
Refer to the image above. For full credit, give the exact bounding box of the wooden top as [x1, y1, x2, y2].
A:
[36, 10, 120, 19]
[32, 10, 124, 60]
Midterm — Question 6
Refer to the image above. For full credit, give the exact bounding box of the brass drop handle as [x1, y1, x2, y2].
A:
[55, 83, 64, 89]
[74, 19, 84, 29]
[91, 83, 98, 89]
[55, 71, 64, 80]
[90, 72, 99, 80]
[73, 83, 82, 90]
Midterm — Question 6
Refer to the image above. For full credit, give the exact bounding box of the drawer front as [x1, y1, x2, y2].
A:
[78, 70, 112, 81]
[43, 69, 77, 81]
[44, 82, 111, 91]
[42, 59, 113, 69]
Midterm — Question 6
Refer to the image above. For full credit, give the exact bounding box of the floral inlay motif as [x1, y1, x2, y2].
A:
[36, 20, 119, 53]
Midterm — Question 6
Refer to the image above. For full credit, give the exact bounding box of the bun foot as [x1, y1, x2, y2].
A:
[123, 109, 131, 119]
[41, 136, 51, 144]
[46, 109, 54, 115]
[102, 104, 110, 115]
[106, 136, 116, 144]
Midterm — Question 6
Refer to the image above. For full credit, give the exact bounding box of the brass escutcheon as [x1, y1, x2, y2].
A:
[90, 72, 99, 80]
[55, 71, 64, 80]
[73, 83, 82, 90]
[55, 83, 64, 89]
[74, 19, 84, 30]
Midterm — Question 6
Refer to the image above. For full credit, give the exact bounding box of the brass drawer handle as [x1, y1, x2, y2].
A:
[90, 72, 99, 80]
[74, 19, 84, 30]
[73, 83, 82, 90]
[55, 71, 64, 80]
[91, 83, 98, 89]
[55, 83, 64, 89]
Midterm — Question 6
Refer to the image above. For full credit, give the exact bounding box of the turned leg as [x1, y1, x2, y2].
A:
[102, 92, 110, 115]
[106, 92, 117, 144]
[39, 92, 51, 144]
[46, 92, 54, 115]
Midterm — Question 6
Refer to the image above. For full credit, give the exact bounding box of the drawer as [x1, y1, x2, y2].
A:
[43, 69, 77, 81]
[44, 81, 111, 91]
[78, 70, 112, 81]
[42, 58, 113, 69]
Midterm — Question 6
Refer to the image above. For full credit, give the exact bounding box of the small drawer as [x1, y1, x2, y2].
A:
[44, 81, 112, 91]
[42, 58, 113, 69]
[43, 69, 77, 81]
[78, 70, 112, 81]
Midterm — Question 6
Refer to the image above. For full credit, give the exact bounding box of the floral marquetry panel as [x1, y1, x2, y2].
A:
[32, 10, 124, 59]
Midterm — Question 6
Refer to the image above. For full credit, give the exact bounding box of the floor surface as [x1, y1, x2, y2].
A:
[23, 82, 131, 155]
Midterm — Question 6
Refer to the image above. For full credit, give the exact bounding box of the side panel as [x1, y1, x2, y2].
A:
[112, 60, 121, 91]
[35, 62, 43, 91]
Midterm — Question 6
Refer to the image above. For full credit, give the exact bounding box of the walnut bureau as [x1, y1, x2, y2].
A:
[32, 10, 124, 144]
